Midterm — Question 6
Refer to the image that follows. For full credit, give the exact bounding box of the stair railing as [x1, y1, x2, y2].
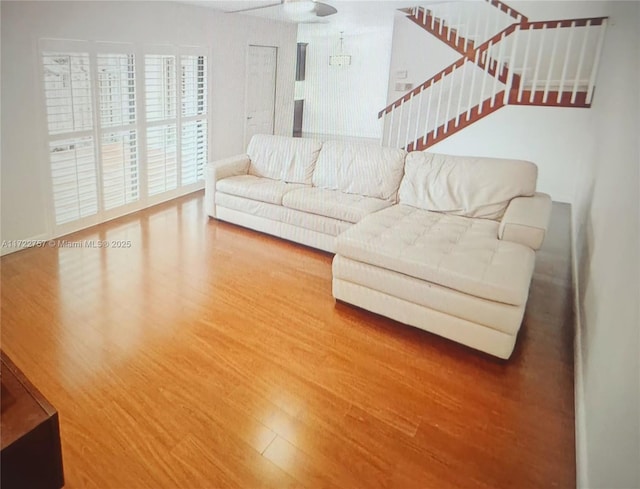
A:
[381, 12, 608, 150]
[381, 23, 518, 150]
[407, 1, 517, 54]
[498, 17, 608, 106]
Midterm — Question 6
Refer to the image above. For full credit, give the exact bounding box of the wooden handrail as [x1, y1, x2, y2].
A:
[522, 16, 607, 29]
[488, 0, 528, 22]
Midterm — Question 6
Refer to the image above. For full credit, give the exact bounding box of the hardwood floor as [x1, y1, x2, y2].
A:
[0, 191, 575, 488]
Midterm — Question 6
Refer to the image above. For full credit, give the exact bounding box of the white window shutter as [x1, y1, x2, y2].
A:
[145, 55, 176, 122]
[97, 53, 136, 128]
[180, 54, 208, 183]
[181, 55, 207, 117]
[49, 138, 98, 224]
[42, 52, 93, 135]
[147, 124, 177, 195]
[181, 120, 207, 185]
[101, 131, 139, 210]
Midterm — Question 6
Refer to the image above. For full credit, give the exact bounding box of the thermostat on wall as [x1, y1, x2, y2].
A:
[395, 82, 413, 91]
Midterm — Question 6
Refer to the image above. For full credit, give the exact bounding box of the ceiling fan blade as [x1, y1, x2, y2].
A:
[313, 1, 337, 17]
[226, 1, 283, 14]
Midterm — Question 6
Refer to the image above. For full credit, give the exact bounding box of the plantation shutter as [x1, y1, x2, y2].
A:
[97, 52, 139, 210]
[42, 50, 98, 225]
[41, 41, 208, 232]
[180, 54, 208, 185]
[145, 54, 178, 195]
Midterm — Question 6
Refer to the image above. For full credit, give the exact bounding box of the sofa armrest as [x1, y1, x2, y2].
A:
[498, 192, 552, 251]
[204, 154, 250, 218]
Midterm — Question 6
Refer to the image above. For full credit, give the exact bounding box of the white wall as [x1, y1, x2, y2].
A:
[297, 25, 392, 140]
[386, 10, 465, 105]
[572, 2, 640, 488]
[0, 1, 297, 247]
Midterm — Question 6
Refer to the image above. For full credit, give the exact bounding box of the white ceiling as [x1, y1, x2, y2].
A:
[179, 1, 443, 34]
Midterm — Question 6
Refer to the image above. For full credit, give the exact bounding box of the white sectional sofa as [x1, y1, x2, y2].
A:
[205, 135, 552, 359]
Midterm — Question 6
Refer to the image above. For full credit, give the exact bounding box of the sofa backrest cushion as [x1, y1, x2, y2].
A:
[398, 152, 538, 220]
[247, 134, 322, 185]
[312, 141, 406, 201]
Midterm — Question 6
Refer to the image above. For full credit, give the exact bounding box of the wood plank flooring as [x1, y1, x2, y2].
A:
[0, 191, 576, 488]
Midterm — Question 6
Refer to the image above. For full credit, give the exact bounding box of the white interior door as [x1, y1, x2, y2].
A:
[245, 45, 277, 147]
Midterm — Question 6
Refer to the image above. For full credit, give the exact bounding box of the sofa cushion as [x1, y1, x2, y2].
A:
[332, 255, 525, 334]
[312, 141, 406, 201]
[216, 175, 306, 205]
[247, 134, 322, 185]
[215, 193, 351, 237]
[282, 188, 393, 224]
[399, 152, 538, 220]
[336, 205, 535, 306]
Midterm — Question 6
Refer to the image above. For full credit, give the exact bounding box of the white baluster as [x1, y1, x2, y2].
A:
[404, 92, 415, 149]
[423, 6, 428, 25]
[422, 81, 434, 146]
[483, 5, 491, 43]
[387, 108, 395, 147]
[396, 98, 405, 148]
[467, 49, 480, 119]
[517, 25, 533, 103]
[454, 6, 462, 50]
[530, 24, 547, 102]
[444, 66, 456, 134]
[455, 61, 468, 126]
[413, 85, 425, 146]
[473, 7, 482, 48]
[557, 20, 576, 103]
[571, 21, 591, 104]
[543, 23, 561, 104]
[587, 19, 607, 104]
[491, 31, 506, 107]
[433, 78, 443, 137]
[478, 41, 493, 113]
[431, 7, 436, 31]
[505, 24, 520, 104]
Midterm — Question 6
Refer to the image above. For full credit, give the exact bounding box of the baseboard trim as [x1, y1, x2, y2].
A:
[571, 206, 589, 489]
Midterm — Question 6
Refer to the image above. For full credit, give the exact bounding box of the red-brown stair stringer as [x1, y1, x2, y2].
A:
[404, 9, 473, 55]
[408, 91, 507, 151]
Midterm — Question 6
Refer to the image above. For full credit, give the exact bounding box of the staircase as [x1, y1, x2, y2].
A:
[381, 0, 608, 150]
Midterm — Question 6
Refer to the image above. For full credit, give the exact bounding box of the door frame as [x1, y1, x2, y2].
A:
[243, 44, 278, 148]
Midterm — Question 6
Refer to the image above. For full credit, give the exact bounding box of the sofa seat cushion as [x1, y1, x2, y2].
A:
[282, 188, 393, 224]
[336, 205, 535, 306]
[216, 175, 306, 205]
[215, 193, 351, 237]
[312, 141, 406, 201]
